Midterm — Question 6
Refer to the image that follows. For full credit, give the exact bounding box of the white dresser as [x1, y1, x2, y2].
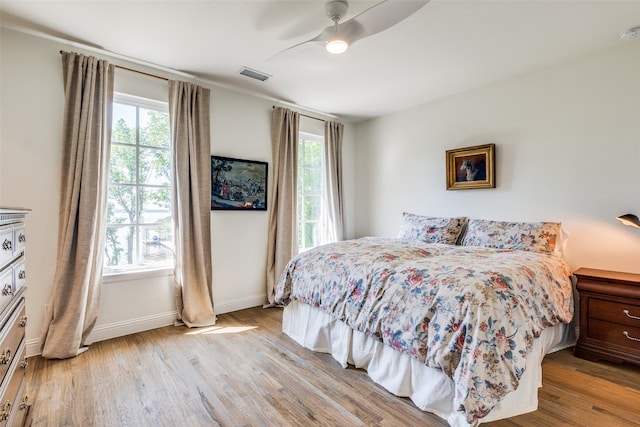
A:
[0, 208, 30, 426]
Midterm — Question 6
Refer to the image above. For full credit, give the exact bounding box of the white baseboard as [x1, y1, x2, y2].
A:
[214, 293, 267, 314]
[26, 311, 177, 357]
[85, 311, 179, 345]
[26, 293, 268, 357]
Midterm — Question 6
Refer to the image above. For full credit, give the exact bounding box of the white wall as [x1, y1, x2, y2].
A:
[0, 27, 356, 356]
[355, 40, 640, 274]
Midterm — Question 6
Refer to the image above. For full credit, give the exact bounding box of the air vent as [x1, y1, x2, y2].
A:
[239, 67, 271, 82]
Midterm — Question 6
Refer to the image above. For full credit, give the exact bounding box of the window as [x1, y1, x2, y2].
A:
[104, 94, 173, 275]
[297, 131, 324, 252]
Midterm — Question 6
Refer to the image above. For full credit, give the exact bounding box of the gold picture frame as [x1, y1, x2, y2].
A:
[446, 143, 495, 190]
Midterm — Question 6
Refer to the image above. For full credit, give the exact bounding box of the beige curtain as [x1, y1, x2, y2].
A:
[322, 120, 345, 243]
[266, 107, 299, 304]
[168, 80, 216, 327]
[40, 51, 114, 359]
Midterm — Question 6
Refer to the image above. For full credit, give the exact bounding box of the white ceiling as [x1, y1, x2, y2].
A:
[1, 0, 639, 122]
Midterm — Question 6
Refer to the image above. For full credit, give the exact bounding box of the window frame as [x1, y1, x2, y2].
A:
[297, 131, 325, 253]
[103, 93, 174, 278]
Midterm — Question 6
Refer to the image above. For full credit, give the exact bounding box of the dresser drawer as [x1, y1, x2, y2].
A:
[0, 302, 26, 385]
[0, 253, 25, 315]
[589, 298, 640, 328]
[0, 271, 12, 317]
[3, 376, 26, 427]
[588, 318, 640, 353]
[0, 227, 12, 267]
[12, 225, 25, 256]
[0, 342, 26, 427]
[12, 259, 25, 294]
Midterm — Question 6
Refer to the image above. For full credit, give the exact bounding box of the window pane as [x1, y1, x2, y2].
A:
[107, 185, 137, 224]
[304, 141, 322, 166]
[109, 144, 137, 184]
[112, 103, 137, 144]
[297, 169, 304, 193]
[304, 222, 317, 249]
[140, 108, 170, 148]
[139, 187, 171, 224]
[312, 169, 322, 193]
[139, 147, 171, 186]
[139, 224, 173, 267]
[105, 225, 136, 267]
[303, 167, 322, 193]
[304, 196, 321, 221]
[297, 194, 304, 221]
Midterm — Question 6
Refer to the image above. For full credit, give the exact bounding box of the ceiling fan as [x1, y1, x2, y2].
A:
[273, 0, 430, 57]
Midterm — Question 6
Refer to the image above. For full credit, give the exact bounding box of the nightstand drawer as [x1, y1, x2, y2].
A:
[575, 268, 640, 365]
[589, 298, 640, 328]
[588, 318, 640, 352]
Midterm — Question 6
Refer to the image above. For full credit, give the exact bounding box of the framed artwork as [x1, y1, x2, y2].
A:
[446, 143, 495, 190]
[211, 156, 268, 210]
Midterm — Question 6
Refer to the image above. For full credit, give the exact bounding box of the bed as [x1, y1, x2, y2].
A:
[274, 214, 576, 426]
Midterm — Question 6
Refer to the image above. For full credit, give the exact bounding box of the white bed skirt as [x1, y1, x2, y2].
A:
[282, 300, 576, 427]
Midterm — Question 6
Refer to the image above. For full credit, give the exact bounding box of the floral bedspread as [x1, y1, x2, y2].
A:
[274, 237, 573, 424]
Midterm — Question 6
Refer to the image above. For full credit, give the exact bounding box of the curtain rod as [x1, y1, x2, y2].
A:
[60, 50, 169, 81]
[56, 49, 338, 120]
[272, 106, 325, 123]
[116, 65, 168, 81]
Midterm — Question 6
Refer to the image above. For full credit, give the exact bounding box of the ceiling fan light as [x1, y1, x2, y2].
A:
[326, 39, 349, 54]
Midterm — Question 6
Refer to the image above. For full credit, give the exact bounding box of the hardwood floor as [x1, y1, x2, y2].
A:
[27, 306, 640, 426]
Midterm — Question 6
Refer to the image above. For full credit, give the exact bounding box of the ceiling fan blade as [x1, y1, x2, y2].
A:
[339, 0, 430, 45]
[268, 34, 325, 61]
[269, 20, 344, 60]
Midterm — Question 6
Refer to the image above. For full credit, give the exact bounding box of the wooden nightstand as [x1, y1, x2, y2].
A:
[574, 268, 640, 365]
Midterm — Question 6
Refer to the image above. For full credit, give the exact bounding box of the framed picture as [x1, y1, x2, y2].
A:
[211, 156, 268, 210]
[446, 143, 495, 190]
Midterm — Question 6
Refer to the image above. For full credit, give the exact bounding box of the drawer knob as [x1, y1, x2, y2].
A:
[1, 239, 11, 251]
[0, 401, 11, 421]
[18, 233, 26, 243]
[18, 270, 26, 280]
[623, 331, 640, 342]
[1, 284, 12, 296]
[19, 315, 27, 327]
[0, 348, 11, 365]
[623, 309, 640, 321]
[19, 395, 28, 411]
[20, 356, 28, 369]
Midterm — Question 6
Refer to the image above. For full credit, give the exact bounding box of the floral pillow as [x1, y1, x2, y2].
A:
[398, 213, 468, 245]
[461, 219, 561, 253]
